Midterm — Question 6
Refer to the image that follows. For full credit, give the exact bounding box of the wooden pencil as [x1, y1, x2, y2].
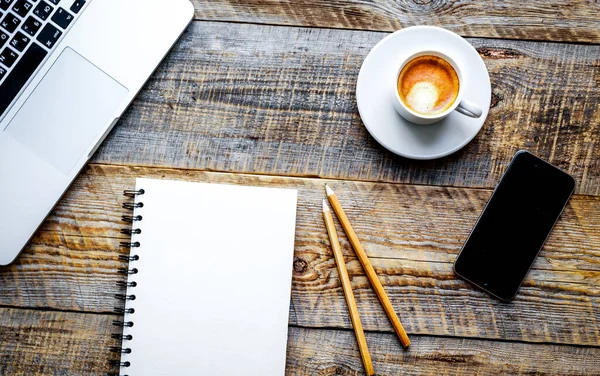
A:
[325, 185, 411, 348]
[322, 199, 375, 376]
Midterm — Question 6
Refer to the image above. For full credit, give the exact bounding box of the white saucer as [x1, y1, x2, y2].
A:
[356, 26, 491, 160]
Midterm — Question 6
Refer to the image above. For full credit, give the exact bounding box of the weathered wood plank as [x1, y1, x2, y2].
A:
[1, 308, 599, 376]
[1, 164, 598, 347]
[286, 327, 600, 376]
[192, 0, 600, 44]
[0, 308, 121, 375]
[93, 22, 600, 196]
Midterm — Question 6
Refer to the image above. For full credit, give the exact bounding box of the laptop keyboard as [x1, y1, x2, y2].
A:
[0, 0, 88, 118]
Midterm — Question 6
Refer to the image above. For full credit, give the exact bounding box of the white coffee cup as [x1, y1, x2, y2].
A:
[392, 50, 482, 125]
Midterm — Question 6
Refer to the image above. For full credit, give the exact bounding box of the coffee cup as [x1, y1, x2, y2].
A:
[392, 50, 482, 125]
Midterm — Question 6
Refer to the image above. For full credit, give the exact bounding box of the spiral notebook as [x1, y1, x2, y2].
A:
[112, 178, 298, 376]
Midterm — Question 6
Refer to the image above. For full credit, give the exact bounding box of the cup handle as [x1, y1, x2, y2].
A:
[455, 99, 482, 118]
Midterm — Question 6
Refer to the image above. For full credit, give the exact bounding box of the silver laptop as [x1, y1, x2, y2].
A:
[0, 0, 194, 265]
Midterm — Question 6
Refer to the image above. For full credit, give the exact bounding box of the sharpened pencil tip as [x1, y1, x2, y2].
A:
[322, 199, 330, 212]
[325, 185, 334, 196]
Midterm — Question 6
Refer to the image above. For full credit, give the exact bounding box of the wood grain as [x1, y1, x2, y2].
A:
[286, 326, 600, 376]
[1, 308, 599, 376]
[92, 21, 600, 195]
[1, 164, 598, 347]
[0, 308, 121, 375]
[193, 0, 600, 43]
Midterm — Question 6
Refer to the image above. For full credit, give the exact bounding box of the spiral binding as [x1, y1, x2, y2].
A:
[122, 202, 144, 210]
[116, 279, 138, 287]
[108, 188, 144, 376]
[120, 241, 140, 248]
[113, 320, 134, 327]
[121, 228, 141, 235]
[118, 267, 138, 275]
[114, 294, 136, 301]
[110, 347, 132, 354]
[111, 334, 133, 341]
[121, 215, 142, 223]
[114, 307, 135, 314]
[119, 255, 140, 262]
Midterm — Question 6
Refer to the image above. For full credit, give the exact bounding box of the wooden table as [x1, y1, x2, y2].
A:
[1, 1, 599, 375]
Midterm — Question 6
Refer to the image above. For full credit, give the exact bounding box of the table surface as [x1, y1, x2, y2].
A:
[1, 1, 599, 375]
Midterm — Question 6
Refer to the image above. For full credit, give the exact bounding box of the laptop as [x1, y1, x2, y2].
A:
[0, 0, 194, 265]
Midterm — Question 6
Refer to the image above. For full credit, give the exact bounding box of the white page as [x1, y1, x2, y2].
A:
[119, 178, 297, 376]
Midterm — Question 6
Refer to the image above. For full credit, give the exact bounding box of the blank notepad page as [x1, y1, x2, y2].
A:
[119, 178, 298, 376]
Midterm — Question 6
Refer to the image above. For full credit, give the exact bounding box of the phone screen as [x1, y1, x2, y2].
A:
[454, 151, 575, 301]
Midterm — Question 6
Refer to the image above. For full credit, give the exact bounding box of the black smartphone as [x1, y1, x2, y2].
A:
[454, 151, 576, 301]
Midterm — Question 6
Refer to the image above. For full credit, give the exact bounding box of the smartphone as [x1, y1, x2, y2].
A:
[454, 151, 576, 301]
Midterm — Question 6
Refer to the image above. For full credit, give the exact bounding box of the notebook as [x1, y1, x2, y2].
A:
[112, 178, 298, 376]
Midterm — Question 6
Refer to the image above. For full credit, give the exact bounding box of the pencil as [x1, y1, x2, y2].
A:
[325, 185, 411, 348]
[322, 199, 374, 376]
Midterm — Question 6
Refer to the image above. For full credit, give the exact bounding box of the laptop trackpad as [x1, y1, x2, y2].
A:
[4, 47, 128, 175]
